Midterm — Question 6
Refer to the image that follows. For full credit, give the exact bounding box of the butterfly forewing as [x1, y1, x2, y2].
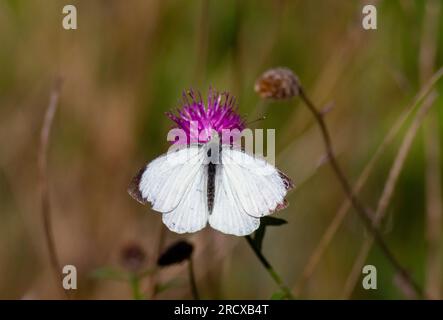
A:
[128, 145, 206, 213]
[208, 146, 292, 236]
[218, 147, 292, 217]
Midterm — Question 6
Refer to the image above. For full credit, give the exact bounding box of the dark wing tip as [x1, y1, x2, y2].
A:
[278, 171, 294, 191]
[127, 166, 148, 205]
[273, 199, 289, 212]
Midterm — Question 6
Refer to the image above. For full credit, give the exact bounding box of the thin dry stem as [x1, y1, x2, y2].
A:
[298, 86, 423, 298]
[188, 257, 200, 300]
[148, 221, 167, 299]
[38, 77, 65, 296]
[293, 66, 443, 297]
[342, 92, 438, 299]
[423, 115, 442, 300]
[420, 0, 442, 300]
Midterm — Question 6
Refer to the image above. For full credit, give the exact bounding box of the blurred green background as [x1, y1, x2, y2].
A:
[0, 0, 442, 299]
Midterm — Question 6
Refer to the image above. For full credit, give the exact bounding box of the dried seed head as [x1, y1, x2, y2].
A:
[120, 242, 146, 273]
[157, 240, 194, 267]
[255, 67, 300, 100]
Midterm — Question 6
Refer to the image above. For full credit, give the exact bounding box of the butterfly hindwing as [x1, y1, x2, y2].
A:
[162, 164, 208, 233]
[208, 166, 260, 236]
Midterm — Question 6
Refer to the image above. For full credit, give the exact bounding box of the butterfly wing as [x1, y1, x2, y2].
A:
[208, 167, 260, 236]
[222, 147, 293, 217]
[128, 145, 209, 233]
[162, 165, 208, 233]
[209, 147, 293, 236]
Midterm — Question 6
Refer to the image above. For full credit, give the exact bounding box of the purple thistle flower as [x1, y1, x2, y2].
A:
[166, 88, 246, 144]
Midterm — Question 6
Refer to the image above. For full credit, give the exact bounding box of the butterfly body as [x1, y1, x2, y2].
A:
[206, 162, 216, 215]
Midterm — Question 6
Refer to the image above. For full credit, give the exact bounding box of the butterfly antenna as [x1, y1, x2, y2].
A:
[246, 115, 267, 126]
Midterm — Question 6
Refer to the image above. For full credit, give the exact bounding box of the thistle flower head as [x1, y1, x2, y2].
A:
[166, 89, 246, 144]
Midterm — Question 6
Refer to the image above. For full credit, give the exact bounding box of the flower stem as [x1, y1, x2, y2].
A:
[38, 78, 68, 298]
[298, 86, 423, 298]
[245, 236, 294, 299]
[188, 257, 200, 300]
[129, 274, 144, 300]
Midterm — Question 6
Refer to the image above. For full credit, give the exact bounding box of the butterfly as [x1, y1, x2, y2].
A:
[128, 89, 293, 236]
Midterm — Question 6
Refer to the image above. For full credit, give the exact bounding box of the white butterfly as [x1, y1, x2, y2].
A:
[128, 142, 293, 236]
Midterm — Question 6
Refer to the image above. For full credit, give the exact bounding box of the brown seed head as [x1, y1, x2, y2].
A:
[120, 242, 146, 273]
[255, 67, 300, 100]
